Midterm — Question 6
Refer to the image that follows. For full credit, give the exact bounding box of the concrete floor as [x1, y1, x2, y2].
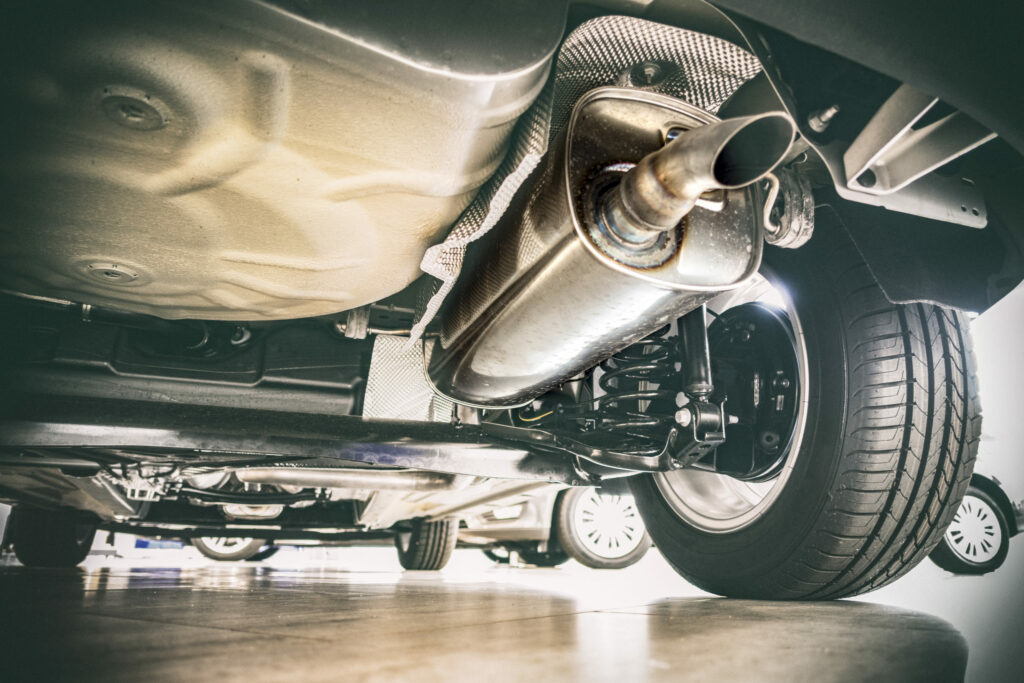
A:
[2, 542, 1020, 683]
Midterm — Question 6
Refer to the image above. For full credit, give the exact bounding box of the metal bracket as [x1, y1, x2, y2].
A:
[833, 85, 995, 229]
[669, 399, 728, 468]
[843, 85, 997, 198]
[720, 15, 995, 229]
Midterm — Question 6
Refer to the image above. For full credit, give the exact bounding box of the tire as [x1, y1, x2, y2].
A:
[9, 506, 97, 568]
[394, 518, 458, 570]
[483, 548, 511, 564]
[245, 545, 281, 562]
[929, 487, 1009, 575]
[631, 224, 980, 600]
[517, 543, 570, 567]
[192, 536, 268, 561]
[555, 488, 651, 569]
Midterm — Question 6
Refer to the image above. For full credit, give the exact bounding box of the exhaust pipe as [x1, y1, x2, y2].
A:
[604, 113, 795, 239]
[428, 88, 793, 407]
[234, 467, 470, 491]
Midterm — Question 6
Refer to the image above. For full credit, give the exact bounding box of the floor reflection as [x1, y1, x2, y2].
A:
[0, 564, 967, 682]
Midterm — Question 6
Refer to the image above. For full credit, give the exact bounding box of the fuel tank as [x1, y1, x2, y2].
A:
[0, 0, 564, 320]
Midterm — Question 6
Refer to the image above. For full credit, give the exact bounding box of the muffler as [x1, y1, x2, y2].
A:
[428, 87, 794, 407]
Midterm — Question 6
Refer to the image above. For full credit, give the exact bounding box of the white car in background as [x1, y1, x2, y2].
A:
[462, 486, 652, 570]
[929, 474, 1022, 575]
[186, 485, 653, 571]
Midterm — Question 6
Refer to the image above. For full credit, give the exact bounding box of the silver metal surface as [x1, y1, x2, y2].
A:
[234, 467, 467, 492]
[609, 112, 792, 235]
[0, 400, 588, 485]
[0, 0, 562, 320]
[412, 14, 763, 341]
[363, 335, 453, 422]
[843, 84, 997, 197]
[0, 467, 138, 521]
[220, 505, 284, 521]
[425, 482, 552, 520]
[653, 270, 809, 533]
[428, 88, 783, 407]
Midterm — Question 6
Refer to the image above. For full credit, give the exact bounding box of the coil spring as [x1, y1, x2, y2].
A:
[594, 326, 676, 456]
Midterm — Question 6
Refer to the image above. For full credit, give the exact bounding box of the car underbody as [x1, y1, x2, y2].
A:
[0, 0, 1019, 596]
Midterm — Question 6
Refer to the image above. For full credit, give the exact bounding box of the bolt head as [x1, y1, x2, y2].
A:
[675, 408, 693, 427]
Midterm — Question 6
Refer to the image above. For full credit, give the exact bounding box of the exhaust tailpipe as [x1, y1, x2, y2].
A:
[427, 88, 794, 408]
[605, 113, 795, 239]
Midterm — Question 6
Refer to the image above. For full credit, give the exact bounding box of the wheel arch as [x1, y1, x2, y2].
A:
[969, 474, 1019, 537]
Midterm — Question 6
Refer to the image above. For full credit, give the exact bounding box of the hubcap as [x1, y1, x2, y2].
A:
[945, 494, 1003, 564]
[653, 271, 810, 533]
[572, 491, 646, 559]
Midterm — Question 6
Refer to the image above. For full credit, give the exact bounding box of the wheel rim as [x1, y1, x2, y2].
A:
[653, 271, 810, 533]
[198, 537, 256, 554]
[945, 494, 1003, 564]
[571, 490, 646, 559]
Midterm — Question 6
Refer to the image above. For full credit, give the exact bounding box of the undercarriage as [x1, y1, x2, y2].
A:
[0, 0, 1018, 597]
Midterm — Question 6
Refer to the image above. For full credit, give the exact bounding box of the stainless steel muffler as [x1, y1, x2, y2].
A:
[427, 87, 794, 407]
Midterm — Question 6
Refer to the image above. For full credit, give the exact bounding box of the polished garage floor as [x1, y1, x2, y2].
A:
[1, 544, 1021, 683]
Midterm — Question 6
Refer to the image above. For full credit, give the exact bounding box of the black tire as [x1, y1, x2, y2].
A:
[9, 506, 96, 568]
[929, 487, 1009, 575]
[555, 488, 652, 569]
[394, 518, 458, 570]
[631, 224, 980, 599]
[517, 543, 570, 567]
[192, 537, 268, 561]
[483, 548, 511, 564]
[245, 545, 281, 562]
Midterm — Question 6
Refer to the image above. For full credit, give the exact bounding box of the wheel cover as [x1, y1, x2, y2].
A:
[198, 537, 256, 554]
[945, 494, 1003, 564]
[653, 271, 810, 533]
[571, 491, 646, 559]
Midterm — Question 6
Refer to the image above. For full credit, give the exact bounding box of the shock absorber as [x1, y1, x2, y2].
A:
[593, 325, 677, 456]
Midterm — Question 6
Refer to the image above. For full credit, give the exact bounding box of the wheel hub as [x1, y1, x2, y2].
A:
[704, 302, 801, 481]
[652, 272, 810, 534]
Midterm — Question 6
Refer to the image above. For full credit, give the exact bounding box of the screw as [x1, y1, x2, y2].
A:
[629, 61, 671, 88]
[230, 326, 252, 346]
[808, 105, 840, 133]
